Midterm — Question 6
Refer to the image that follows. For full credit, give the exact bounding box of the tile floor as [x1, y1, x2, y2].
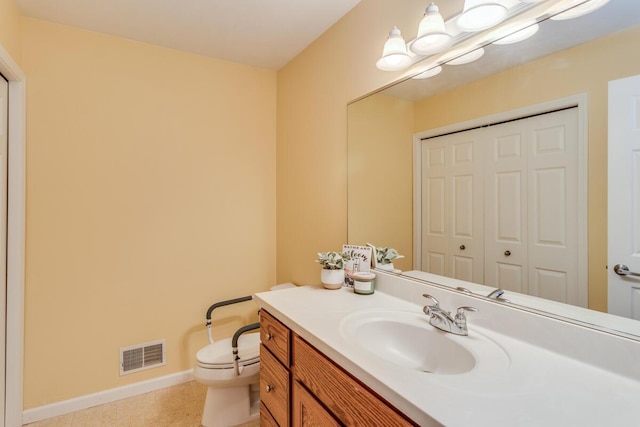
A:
[22, 381, 260, 427]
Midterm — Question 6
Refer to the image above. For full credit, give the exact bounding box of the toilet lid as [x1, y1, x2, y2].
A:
[196, 332, 260, 368]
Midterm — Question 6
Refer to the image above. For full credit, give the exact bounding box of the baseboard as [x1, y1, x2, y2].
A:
[22, 370, 194, 424]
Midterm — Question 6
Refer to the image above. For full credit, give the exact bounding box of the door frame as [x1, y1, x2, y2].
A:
[0, 43, 26, 427]
[413, 94, 588, 307]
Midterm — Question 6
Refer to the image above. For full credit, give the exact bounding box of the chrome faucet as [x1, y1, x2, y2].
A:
[486, 288, 509, 302]
[422, 294, 478, 336]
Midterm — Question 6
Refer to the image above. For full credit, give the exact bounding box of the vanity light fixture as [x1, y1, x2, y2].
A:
[376, 26, 412, 71]
[412, 66, 443, 79]
[447, 47, 485, 65]
[457, 0, 508, 32]
[550, 0, 610, 20]
[375, 0, 609, 73]
[410, 3, 453, 55]
[492, 22, 539, 44]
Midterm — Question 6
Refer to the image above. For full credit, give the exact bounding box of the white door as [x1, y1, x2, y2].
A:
[483, 121, 528, 294]
[420, 108, 581, 306]
[527, 109, 579, 304]
[608, 74, 640, 319]
[421, 129, 484, 283]
[484, 108, 579, 304]
[0, 75, 7, 425]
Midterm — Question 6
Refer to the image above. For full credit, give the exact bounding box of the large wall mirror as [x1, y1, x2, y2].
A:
[348, 0, 640, 338]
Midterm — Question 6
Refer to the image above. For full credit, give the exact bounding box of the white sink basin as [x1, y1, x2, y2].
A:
[340, 309, 509, 375]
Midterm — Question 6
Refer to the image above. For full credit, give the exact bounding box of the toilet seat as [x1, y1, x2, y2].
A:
[196, 332, 260, 369]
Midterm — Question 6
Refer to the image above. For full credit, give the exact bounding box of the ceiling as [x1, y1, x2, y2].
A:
[15, 0, 362, 70]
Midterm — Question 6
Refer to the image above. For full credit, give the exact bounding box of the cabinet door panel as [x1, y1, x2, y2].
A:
[293, 335, 416, 426]
[260, 402, 280, 427]
[292, 381, 340, 427]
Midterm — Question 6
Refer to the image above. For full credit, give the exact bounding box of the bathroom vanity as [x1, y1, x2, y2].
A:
[255, 272, 640, 426]
[259, 309, 415, 426]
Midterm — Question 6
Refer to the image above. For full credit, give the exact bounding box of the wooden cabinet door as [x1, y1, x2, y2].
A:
[292, 381, 340, 427]
[293, 335, 416, 426]
[260, 402, 280, 427]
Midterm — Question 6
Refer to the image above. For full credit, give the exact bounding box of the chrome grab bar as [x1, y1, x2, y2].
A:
[613, 264, 640, 277]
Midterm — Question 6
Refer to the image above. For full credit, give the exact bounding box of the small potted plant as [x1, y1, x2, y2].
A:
[316, 251, 350, 289]
[375, 247, 404, 271]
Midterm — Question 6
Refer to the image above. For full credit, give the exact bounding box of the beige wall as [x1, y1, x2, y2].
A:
[22, 18, 276, 408]
[0, 0, 22, 65]
[413, 25, 640, 312]
[276, 0, 428, 285]
[11, 0, 427, 410]
[347, 94, 413, 271]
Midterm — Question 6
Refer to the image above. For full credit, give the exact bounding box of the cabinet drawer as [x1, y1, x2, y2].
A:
[261, 309, 290, 366]
[260, 344, 289, 426]
[293, 335, 417, 426]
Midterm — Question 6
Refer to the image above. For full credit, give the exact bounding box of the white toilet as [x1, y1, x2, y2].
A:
[193, 332, 261, 427]
[193, 283, 294, 427]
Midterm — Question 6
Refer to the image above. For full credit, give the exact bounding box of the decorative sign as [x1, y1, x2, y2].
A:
[342, 244, 372, 287]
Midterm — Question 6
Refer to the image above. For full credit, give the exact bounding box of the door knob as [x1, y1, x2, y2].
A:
[459, 245, 466, 250]
[614, 264, 640, 277]
[504, 250, 511, 256]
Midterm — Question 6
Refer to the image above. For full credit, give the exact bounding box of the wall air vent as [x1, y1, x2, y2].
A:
[120, 339, 166, 375]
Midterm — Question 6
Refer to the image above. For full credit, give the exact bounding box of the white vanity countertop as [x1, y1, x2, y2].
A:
[254, 285, 640, 427]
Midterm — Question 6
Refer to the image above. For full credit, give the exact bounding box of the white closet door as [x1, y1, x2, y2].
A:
[483, 122, 528, 294]
[421, 129, 484, 283]
[484, 108, 579, 303]
[527, 109, 579, 304]
[420, 107, 579, 304]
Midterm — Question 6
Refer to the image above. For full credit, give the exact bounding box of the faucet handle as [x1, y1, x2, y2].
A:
[422, 294, 440, 307]
[455, 306, 478, 325]
[456, 306, 480, 319]
[422, 294, 441, 318]
[486, 288, 505, 300]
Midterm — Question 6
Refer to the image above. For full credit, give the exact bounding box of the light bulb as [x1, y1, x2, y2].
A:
[376, 26, 412, 71]
[457, 0, 507, 32]
[410, 3, 453, 56]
